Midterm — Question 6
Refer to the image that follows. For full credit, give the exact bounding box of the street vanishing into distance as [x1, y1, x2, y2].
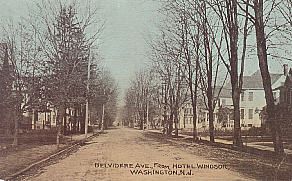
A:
[1, 0, 292, 180]
[24, 128, 251, 181]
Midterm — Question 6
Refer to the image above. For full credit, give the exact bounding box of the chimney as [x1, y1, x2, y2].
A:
[283, 64, 288, 76]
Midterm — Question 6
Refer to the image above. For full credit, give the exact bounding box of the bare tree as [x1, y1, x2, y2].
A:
[150, 27, 190, 137]
[124, 68, 159, 130]
[238, 0, 284, 154]
[201, 0, 252, 147]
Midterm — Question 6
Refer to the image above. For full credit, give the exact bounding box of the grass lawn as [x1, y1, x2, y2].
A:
[145, 131, 292, 180]
[0, 130, 84, 179]
[0, 144, 67, 178]
[256, 142, 292, 150]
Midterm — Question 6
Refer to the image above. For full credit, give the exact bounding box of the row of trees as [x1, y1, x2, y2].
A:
[124, 0, 291, 154]
[123, 69, 160, 130]
[0, 0, 118, 147]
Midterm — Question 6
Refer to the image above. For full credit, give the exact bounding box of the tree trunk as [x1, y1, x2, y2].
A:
[80, 105, 85, 134]
[227, 0, 243, 147]
[73, 106, 77, 133]
[13, 101, 22, 146]
[63, 116, 67, 135]
[168, 113, 174, 136]
[56, 104, 65, 149]
[232, 88, 243, 146]
[139, 113, 143, 130]
[12, 109, 20, 146]
[253, 0, 284, 154]
[174, 110, 179, 137]
[191, 56, 199, 141]
[206, 65, 215, 143]
[208, 109, 215, 143]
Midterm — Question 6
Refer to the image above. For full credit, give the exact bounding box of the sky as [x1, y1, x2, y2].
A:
[98, 0, 160, 103]
[0, 0, 291, 105]
[0, 0, 161, 105]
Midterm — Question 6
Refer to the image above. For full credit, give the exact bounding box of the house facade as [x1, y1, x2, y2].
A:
[238, 70, 285, 128]
[179, 100, 222, 131]
[178, 66, 287, 131]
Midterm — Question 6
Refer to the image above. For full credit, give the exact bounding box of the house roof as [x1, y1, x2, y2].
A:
[242, 70, 283, 89]
[225, 70, 283, 89]
[273, 69, 292, 90]
[214, 87, 232, 98]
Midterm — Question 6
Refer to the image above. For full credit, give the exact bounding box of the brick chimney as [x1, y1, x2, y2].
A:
[283, 64, 288, 76]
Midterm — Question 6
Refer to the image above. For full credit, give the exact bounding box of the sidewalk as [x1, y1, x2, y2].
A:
[64, 132, 95, 142]
[147, 129, 292, 155]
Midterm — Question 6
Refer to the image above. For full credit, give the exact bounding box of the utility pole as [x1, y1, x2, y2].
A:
[85, 49, 91, 138]
[146, 101, 149, 130]
[101, 88, 105, 132]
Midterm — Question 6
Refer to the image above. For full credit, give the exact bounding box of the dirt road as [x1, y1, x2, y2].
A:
[26, 128, 252, 181]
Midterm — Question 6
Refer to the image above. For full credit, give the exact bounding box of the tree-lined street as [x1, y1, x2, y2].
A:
[24, 128, 251, 181]
[1, 0, 292, 180]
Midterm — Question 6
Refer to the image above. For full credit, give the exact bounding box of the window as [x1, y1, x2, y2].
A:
[248, 124, 253, 127]
[248, 109, 253, 119]
[241, 92, 245, 101]
[240, 109, 245, 119]
[248, 92, 253, 101]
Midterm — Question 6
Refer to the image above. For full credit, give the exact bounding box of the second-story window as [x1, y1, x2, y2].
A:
[248, 92, 254, 101]
[240, 109, 245, 119]
[241, 92, 245, 101]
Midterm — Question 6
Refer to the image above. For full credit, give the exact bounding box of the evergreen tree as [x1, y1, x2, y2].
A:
[0, 43, 14, 135]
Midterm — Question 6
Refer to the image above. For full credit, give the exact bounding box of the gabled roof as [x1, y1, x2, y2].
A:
[242, 70, 283, 89]
[226, 70, 283, 89]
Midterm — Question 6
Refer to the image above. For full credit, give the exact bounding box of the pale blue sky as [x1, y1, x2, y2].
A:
[98, 0, 160, 101]
[0, 0, 291, 104]
[0, 0, 160, 104]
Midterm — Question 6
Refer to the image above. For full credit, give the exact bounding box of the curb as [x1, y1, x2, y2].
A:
[4, 133, 98, 181]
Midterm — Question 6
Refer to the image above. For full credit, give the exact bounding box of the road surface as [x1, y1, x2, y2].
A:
[26, 128, 252, 181]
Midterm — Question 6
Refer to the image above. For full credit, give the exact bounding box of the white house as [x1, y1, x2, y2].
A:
[178, 66, 287, 131]
[179, 99, 222, 131]
[237, 69, 285, 128]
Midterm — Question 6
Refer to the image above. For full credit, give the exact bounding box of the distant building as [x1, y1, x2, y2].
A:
[179, 66, 287, 131]
[179, 98, 222, 132]
[236, 69, 285, 128]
